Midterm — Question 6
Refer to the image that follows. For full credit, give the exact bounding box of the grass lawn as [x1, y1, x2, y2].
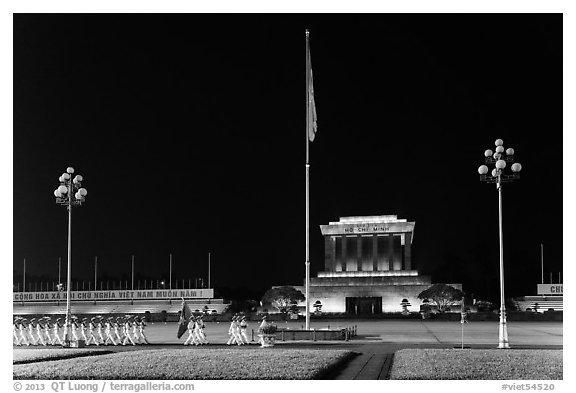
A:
[13, 348, 354, 380]
[389, 349, 562, 380]
[13, 348, 114, 364]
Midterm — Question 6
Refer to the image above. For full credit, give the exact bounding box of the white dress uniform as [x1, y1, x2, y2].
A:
[138, 318, 149, 344]
[28, 319, 39, 345]
[35, 319, 47, 346]
[70, 318, 80, 342]
[258, 318, 270, 345]
[239, 318, 250, 344]
[86, 318, 99, 346]
[122, 318, 136, 346]
[131, 318, 141, 343]
[114, 318, 124, 343]
[18, 319, 30, 346]
[13, 319, 21, 346]
[104, 319, 118, 346]
[80, 318, 89, 343]
[43, 318, 55, 345]
[194, 318, 208, 345]
[96, 318, 105, 344]
[184, 318, 198, 346]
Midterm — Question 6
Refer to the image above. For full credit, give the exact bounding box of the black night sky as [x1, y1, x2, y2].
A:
[13, 14, 563, 303]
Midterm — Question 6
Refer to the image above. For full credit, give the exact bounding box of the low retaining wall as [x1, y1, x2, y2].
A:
[274, 328, 356, 341]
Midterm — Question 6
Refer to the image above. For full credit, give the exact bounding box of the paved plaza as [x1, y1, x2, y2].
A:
[141, 319, 562, 347]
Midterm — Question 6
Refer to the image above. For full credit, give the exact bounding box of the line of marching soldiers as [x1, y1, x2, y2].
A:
[183, 315, 208, 345]
[13, 315, 149, 346]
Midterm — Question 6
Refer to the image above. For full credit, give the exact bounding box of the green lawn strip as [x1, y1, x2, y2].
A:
[14, 348, 354, 380]
[13, 349, 115, 365]
[389, 349, 562, 380]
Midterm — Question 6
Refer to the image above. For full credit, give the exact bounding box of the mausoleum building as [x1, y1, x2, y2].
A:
[305, 215, 461, 313]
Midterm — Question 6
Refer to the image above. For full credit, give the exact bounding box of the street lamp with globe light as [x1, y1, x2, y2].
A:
[54, 167, 87, 347]
[478, 139, 522, 349]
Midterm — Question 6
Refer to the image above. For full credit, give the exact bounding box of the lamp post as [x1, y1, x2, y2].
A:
[54, 167, 87, 347]
[478, 139, 522, 349]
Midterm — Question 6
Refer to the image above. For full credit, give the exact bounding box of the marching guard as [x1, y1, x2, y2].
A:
[194, 316, 208, 345]
[53, 318, 64, 345]
[239, 316, 250, 344]
[70, 316, 80, 342]
[104, 317, 117, 346]
[42, 317, 55, 345]
[95, 316, 105, 344]
[184, 316, 199, 346]
[122, 316, 136, 346]
[80, 318, 89, 343]
[86, 317, 100, 346]
[18, 318, 30, 346]
[33, 318, 47, 346]
[137, 316, 149, 344]
[113, 317, 124, 343]
[258, 315, 269, 346]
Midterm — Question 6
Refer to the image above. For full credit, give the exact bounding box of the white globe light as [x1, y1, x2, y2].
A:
[495, 146, 504, 153]
[496, 160, 506, 169]
[493, 152, 501, 160]
[54, 190, 61, 197]
[506, 148, 515, 155]
[478, 165, 489, 175]
[75, 175, 83, 182]
[79, 188, 87, 196]
[62, 173, 70, 180]
[492, 168, 498, 177]
[511, 163, 522, 172]
[58, 185, 68, 194]
[58, 175, 64, 182]
[495, 139, 504, 146]
[75, 192, 82, 199]
[67, 167, 75, 174]
[484, 149, 493, 157]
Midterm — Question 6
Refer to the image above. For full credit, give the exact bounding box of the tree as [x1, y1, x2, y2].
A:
[261, 286, 305, 314]
[417, 284, 464, 313]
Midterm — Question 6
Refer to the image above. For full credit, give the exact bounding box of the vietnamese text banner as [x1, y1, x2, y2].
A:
[13, 289, 214, 302]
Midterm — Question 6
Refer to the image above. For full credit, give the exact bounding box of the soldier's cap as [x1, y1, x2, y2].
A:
[241, 316, 246, 320]
[30, 318, 36, 321]
[262, 315, 268, 319]
[82, 318, 88, 321]
[56, 318, 62, 321]
[90, 317, 96, 320]
[71, 316, 78, 319]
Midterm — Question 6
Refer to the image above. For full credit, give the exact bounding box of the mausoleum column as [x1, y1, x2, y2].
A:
[405, 232, 412, 270]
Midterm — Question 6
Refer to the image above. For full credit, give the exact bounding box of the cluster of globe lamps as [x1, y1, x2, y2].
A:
[478, 139, 522, 181]
[54, 167, 87, 201]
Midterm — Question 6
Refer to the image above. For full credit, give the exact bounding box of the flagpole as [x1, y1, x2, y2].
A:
[305, 29, 311, 331]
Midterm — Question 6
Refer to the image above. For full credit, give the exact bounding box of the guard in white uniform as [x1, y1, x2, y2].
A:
[18, 318, 30, 346]
[122, 316, 136, 346]
[80, 318, 89, 343]
[184, 316, 198, 346]
[194, 316, 208, 345]
[95, 317, 105, 344]
[42, 317, 55, 345]
[138, 317, 149, 344]
[35, 318, 47, 346]
[13, 318, 21, 346]
[258, 316, 270, 346]
[104, 317, 117, 346]
[131, 316, 141, 344]
[114, 317, 124, 343]
[86, 317, 99, 346]
[70, 316, 79, 342]
[239, 316, 250, 344]
[53, 318, 64, 345]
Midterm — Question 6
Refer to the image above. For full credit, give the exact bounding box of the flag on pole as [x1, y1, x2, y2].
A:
[176, 298, 192, 339]
[306, 31, 318, 142]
